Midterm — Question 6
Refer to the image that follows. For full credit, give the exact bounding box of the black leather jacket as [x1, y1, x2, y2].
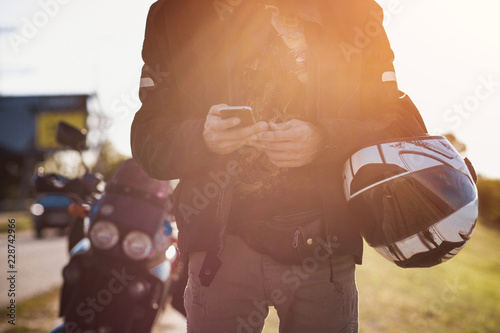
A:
[131, 0, 425, 263]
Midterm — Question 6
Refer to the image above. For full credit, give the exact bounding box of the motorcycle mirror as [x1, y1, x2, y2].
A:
[56, 122, 87, 151]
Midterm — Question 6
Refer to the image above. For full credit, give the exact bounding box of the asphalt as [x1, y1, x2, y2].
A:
[0, 230, 67, 306]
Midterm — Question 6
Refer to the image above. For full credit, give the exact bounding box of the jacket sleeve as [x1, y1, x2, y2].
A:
[130, 1, 218, 181]
[318, 0, 426, 165]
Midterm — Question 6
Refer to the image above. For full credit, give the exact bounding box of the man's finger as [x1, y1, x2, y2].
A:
[212, 116, 241, 131]
[266, 152, 303, 168]
[259, 121, 309, 142]
[207, 120, 268, 144]
[208, 103, 229, 116]
[257, 129, 296, 142]
[269, 121, 294, 131]
[227, 121, 269, 139]
[258, 141, 298, 151]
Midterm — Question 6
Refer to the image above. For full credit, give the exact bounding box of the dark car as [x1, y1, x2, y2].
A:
[30, 193, 76, 238]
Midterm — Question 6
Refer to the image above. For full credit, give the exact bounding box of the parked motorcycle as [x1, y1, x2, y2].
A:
[51, 155, 181, 332]
[32, 122, 104, 251]
[30, 192, 76, 239]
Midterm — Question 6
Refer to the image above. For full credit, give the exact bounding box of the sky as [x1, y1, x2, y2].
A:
[1, 0, 499, 178]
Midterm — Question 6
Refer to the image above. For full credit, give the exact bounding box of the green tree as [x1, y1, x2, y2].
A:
[476, 177, 500, 229]
[444, 133, 466, 154]
[92, 140, 130, 181]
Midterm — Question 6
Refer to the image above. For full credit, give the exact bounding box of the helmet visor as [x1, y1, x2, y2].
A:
[349, 165, 477, 246]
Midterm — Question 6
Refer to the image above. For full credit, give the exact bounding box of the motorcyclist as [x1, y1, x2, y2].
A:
[131, 1, 426, 331]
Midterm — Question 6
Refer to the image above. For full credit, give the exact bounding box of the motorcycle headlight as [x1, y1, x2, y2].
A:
[123, 231, 153, 260]
[30, 203, 44, 216]
[89, 221, 119, 250]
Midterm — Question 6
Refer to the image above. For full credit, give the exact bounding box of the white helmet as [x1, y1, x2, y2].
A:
[343, 135, 478, 268]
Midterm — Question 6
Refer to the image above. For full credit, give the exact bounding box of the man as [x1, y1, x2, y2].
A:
[131, 0, 424, 332]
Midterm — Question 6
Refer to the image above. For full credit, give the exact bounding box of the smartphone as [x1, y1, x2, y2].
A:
[219, 106, 256, 129]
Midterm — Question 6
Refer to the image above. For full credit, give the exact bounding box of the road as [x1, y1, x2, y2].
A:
[0, 230, 186, 332]
[0, 230, 68, 306]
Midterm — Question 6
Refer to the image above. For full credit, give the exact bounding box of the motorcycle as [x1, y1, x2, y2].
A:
[32, 122, 104, 251]
[30, 192, 76, 239]
[46, 123, 182, 332]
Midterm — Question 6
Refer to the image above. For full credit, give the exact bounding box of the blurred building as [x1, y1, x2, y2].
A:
[0, 94, 90, 210]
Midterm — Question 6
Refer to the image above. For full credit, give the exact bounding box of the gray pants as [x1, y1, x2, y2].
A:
[185, 234, 358, 333]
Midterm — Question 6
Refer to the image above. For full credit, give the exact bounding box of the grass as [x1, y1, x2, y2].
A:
[2, 221, 498, 333]
[263, 222, 500, 333]
[0, 288, 61, 332]
[0, 211, 32, 233]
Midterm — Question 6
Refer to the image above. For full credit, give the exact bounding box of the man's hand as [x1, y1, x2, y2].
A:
[203, 104, 269, 155]
[255, 119, 324, 168]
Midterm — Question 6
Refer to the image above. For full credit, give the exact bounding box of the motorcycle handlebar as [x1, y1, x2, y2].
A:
[34, 172, 103, 198]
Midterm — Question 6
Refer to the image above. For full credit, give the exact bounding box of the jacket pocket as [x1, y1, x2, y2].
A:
[240, 209, 328, 265]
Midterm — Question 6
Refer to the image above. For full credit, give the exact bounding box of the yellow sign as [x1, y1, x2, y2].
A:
[36, 111, 87, 149]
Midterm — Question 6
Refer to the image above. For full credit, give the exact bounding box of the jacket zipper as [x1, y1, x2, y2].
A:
[216, 185, 226, 255]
